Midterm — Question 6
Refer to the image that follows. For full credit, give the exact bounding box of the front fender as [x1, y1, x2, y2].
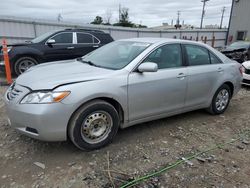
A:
[55, 77, 129, 123]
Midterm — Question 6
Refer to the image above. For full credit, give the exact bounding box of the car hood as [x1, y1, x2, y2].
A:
[243, 61, 250, 69]
[16, 59, 115, 90]
[221, 46, 247, 53]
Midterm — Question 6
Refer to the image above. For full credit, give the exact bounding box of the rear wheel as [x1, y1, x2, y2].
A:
[14, 56, 37, 76]
[68, 100, 120, 150]
[207, 84, 231, 115]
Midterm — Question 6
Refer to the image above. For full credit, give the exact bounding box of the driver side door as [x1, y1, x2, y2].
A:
[128, 44, 188, 121]
[43, 32, 75, 62]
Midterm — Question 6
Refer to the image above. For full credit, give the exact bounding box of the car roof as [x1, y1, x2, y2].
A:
[119, 37, 206, 45]
[64, 28, 105, 34]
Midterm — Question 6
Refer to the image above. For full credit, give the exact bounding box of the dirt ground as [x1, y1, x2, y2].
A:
[0, 77, 250, 187]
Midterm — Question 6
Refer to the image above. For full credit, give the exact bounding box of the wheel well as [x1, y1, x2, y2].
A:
[224, 82, 234, 97]
[98, 97, 124, 123]
[13, 54, 40, 64]
[68, 97, 124, 125]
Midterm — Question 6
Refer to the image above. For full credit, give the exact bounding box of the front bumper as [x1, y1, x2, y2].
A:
[242, 73, 250, 86]
[4, 85, 73, 141]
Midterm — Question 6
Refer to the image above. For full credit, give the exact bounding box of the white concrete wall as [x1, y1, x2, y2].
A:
[0, 16, 227, 48]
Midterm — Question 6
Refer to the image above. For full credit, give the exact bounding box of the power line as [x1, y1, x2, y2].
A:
[200, 0, 210, 29]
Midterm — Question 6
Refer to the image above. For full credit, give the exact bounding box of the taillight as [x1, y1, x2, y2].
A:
[239, 66, 245, 76]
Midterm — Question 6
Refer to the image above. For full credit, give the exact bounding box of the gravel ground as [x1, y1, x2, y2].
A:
[0, 82, 250, 188]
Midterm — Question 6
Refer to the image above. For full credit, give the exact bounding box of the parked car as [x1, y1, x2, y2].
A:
[4, 38, 242, 150]
[0, 29, 113, 75]
[221, 41, 250, 63]
[242, 61, 250, 86]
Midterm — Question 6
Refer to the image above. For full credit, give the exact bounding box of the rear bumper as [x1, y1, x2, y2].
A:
[242, 73, 250, 86]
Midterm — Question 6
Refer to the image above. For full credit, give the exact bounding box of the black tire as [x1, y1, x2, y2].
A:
[207, 84, 231, 115]
[68, 100, 120, 151]
[14, 56, 38, 76]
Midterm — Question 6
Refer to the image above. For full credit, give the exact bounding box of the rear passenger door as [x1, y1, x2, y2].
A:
[74, 32, 100, 57]
[184, 44, 224, 108]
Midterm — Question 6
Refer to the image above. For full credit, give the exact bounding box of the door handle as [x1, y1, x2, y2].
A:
[67, 46, 75, 49]
[217, 67, 223, 73]
[93, 45, 99, 48]
[177, 73, 186, 79]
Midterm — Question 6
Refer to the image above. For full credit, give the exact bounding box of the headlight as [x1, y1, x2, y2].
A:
[20, 91, 70, 104]
[1, 47, 12, 53]
[7, 47, 12, 53]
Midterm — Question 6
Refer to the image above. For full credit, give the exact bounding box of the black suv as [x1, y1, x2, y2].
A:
[0, 29, 113, 75]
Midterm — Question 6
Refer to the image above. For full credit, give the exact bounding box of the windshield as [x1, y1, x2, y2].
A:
[31, 30, 58, 43]
[230, 42, 250, 49]
[82, 41, 151, 70]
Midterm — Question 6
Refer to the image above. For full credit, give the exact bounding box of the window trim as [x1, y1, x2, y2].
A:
[76, 32, 100, 44]
[132, 43, 185, 72]
[45, 32, 74, 45]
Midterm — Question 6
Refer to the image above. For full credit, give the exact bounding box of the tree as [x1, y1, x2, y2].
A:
[113, 7, 134, 27]
[103, 9, 113, 25]
[91, 16, 103, 25]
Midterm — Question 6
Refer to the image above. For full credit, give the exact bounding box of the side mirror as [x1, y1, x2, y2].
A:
[138, 62, 158, 73]
[47, 39, 56, 45]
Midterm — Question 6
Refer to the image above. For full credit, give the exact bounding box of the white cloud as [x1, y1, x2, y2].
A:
[0, 0, 232, 27]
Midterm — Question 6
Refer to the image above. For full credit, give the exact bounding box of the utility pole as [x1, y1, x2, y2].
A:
[226, 0, 235, 45]
[220, 6, 226, 29]
[119, 4, 121, 22]
[177, 11, 180, 25]
[200, 0, 210, 29]
[57, 13, 63, 22]
[175, 11, 181, 29]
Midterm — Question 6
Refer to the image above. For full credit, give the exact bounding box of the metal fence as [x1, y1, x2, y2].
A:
[0, 16, 227, 48]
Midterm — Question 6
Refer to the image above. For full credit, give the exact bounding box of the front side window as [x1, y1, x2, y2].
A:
[185, 45, 210, 66]
[77, 33, 93, 44]
[50, 33, 73, 44]
[143, 44, 182, 69]
[82, 41, 150, 70]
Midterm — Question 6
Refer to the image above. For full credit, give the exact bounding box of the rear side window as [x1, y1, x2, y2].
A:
[210, 52, 222, 64]
[185, 45, 210, 66]
[51, 33, 72, 44]
[77, 33, 93, 44]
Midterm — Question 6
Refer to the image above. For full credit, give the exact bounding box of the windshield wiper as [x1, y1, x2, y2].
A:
[77, 57, 102, 68]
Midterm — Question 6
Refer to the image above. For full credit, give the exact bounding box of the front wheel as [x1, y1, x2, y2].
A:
[68, 100, 120, 150]
[207, 84, 231, 115]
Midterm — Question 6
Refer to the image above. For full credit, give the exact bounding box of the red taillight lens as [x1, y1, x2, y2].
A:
[239, 66, 245, 76]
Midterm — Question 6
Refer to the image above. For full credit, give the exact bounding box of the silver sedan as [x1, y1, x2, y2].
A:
[4, 38, 243, 150]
